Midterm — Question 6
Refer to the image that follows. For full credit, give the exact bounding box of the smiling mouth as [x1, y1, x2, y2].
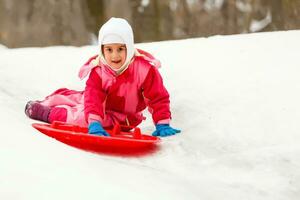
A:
[112, 60, 121, 64]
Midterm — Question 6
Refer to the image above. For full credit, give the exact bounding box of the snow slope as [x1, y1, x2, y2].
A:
[1, 30, 300, 200]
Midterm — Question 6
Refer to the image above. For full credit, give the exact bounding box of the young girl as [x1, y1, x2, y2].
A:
[25, 17, 180, 137]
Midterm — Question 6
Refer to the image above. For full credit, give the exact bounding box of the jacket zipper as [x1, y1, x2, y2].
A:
[125, 117, 130, 126]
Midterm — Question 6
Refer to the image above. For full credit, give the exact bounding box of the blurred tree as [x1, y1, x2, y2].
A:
[283, 0, 300, 30]
[1, 0, 300, 47]
[130, 0, 161, 42]
[222, 0, 238, 34]
[0, 0, 93, 47]
[85, 0, 105, 34]
[261, 0, 300, 32]
[172, 0, 192, 38]
[269, 0, 285, 30]
[103, 0, 132, 21]
[156, 0, 174, 41]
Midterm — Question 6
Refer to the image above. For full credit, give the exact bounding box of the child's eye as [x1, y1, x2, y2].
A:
[105, 48, 112, 52]
[118, 47, 125, 52]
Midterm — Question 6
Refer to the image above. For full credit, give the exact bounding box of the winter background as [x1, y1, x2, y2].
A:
[1, 30, 300, 200]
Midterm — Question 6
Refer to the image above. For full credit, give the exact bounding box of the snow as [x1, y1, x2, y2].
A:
[1, 30, 300, 199]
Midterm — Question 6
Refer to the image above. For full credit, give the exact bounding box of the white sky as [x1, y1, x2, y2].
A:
[1, 30, 300, 200]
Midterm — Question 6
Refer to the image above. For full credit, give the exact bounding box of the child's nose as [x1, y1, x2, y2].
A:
[111, 52, 120, 59]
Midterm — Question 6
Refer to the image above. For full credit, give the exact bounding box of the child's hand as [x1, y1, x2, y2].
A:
[88, 121, 110, 137]
[152, 124, 181, 137]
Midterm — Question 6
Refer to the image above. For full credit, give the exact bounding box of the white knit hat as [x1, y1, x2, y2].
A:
[98, 17, 135, 74]
[102, 34, 124, 45]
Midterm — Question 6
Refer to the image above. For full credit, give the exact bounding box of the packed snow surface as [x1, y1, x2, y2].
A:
[1, 30, 300, 200]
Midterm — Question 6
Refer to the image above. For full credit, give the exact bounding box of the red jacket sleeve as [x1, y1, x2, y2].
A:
[84, 68, 106, 123]
[142, 66, 171, 124]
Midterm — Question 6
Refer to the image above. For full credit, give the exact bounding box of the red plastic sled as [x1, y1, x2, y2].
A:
[32, 121, 160, 156]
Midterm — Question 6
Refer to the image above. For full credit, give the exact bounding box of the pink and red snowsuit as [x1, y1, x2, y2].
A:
[41, 49, 171, 128]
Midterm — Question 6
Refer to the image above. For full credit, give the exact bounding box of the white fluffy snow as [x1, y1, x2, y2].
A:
[1, 30, 300, 200]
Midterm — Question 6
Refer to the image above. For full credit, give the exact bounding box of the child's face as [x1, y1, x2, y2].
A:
[102, 44, 127, 70]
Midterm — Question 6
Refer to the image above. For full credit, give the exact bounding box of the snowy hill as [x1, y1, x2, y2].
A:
[1, 30, 300, 200]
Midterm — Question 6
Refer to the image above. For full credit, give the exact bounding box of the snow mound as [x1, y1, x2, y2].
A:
[1, 30, 300, 200]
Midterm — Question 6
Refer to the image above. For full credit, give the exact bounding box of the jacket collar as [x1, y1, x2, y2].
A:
[78, 48, 161, 80]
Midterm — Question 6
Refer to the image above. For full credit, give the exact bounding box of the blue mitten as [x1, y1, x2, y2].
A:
[88, 121, 110, 137]
[152, 124, 181, 137]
